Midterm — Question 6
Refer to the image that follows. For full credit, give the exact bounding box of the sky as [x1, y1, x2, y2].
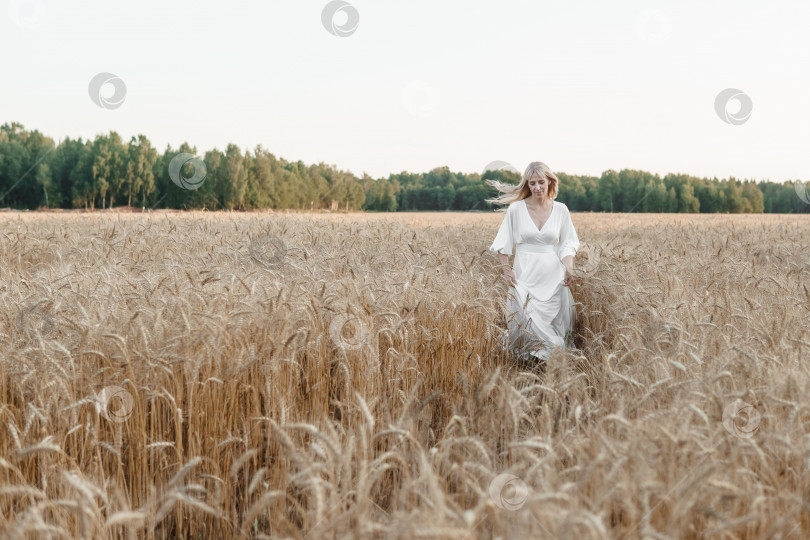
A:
[1, 0, 809, 183]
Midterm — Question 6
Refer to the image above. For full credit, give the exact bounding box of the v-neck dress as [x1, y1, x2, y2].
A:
[488, 199, 581, 362]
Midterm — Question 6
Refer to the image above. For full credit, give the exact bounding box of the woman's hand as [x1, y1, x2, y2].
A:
[560, 255, 576, 287]
[502, 268, 517, 287]
[562, 266, 574, 287]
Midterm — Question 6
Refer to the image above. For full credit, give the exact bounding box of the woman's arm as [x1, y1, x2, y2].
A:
[561, 254, 574, 274]
[560, 254, 574, 287]
[558, 206, 580, 287]
[497, 252, 516, 287]
[489, 205, 517, 286]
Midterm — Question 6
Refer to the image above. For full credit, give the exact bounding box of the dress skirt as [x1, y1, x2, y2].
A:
[500, 242, 577, 362]
[502, 280, 576, 362]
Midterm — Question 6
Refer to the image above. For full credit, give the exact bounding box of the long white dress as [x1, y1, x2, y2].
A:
[489, 198, 581, 362]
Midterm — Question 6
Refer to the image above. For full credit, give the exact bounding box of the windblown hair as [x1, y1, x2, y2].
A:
[485, 161, 559, 212]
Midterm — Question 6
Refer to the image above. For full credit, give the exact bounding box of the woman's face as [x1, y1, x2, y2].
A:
[528, 176, 548, 199]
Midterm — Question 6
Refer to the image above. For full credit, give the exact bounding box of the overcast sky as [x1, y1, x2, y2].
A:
[2, 0, 808, 182]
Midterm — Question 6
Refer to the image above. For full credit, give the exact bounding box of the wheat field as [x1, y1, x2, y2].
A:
[0, 210, 808, 539]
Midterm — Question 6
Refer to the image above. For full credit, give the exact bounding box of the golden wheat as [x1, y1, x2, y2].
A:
[0, 210, 808, 539]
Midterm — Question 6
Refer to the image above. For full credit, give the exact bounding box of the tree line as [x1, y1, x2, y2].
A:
[0, 122, 806, 213]
[369, 168, 806, 213]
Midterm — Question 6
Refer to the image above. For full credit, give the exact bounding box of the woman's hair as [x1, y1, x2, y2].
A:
[485, 161, 559, 211]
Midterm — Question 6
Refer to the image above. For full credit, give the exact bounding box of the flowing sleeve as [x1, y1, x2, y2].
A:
[558, 204, 580, 260]
[489, 204, 515, 256]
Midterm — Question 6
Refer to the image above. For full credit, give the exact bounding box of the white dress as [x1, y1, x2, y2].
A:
[489, 198, 581, 362]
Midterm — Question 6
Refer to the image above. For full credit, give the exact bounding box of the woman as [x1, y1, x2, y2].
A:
[486, 161, 581, 363]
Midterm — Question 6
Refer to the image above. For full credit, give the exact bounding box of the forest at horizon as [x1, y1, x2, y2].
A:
[0, 122, 806, 214]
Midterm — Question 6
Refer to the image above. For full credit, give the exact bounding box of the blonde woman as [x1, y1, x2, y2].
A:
[486, 161, 580, 363]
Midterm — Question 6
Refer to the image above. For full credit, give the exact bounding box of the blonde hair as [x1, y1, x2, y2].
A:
[485, 161, 559, 211]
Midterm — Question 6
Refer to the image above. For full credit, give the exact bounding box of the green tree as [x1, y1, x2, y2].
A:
[35, 163, 61, 208]
[125, 135, 157, 208]
[89, 132, 127, 209]
[70, 141, 95, 209]
[597, 170, 620, 212]
[741, 180, 764, 213]
[52, 137, 85, 209]
[723, 178, 747, 213]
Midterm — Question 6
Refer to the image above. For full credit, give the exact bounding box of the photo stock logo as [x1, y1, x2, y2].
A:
[642, 318, 682, 358]
[482, 160, 519, 176]
[722, 399, 760, 439]
[401, 81, 440, 119]
[574, 242, 601, 276]
[488, 473, 529, 511]
[8, 0, 47, 29]
[88, 72, 127, 110]
[321, 1, 359, 37]
[715, 88, 752, 126]
[329, 312, 379, 369]
[634, 7, 673, 45]
[794, 180, 810, 205]
[16, 301, 56, 341]
[95, 386, 135, 423]
[249, 234, 287, 270]
[168, 153, 207, 191]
